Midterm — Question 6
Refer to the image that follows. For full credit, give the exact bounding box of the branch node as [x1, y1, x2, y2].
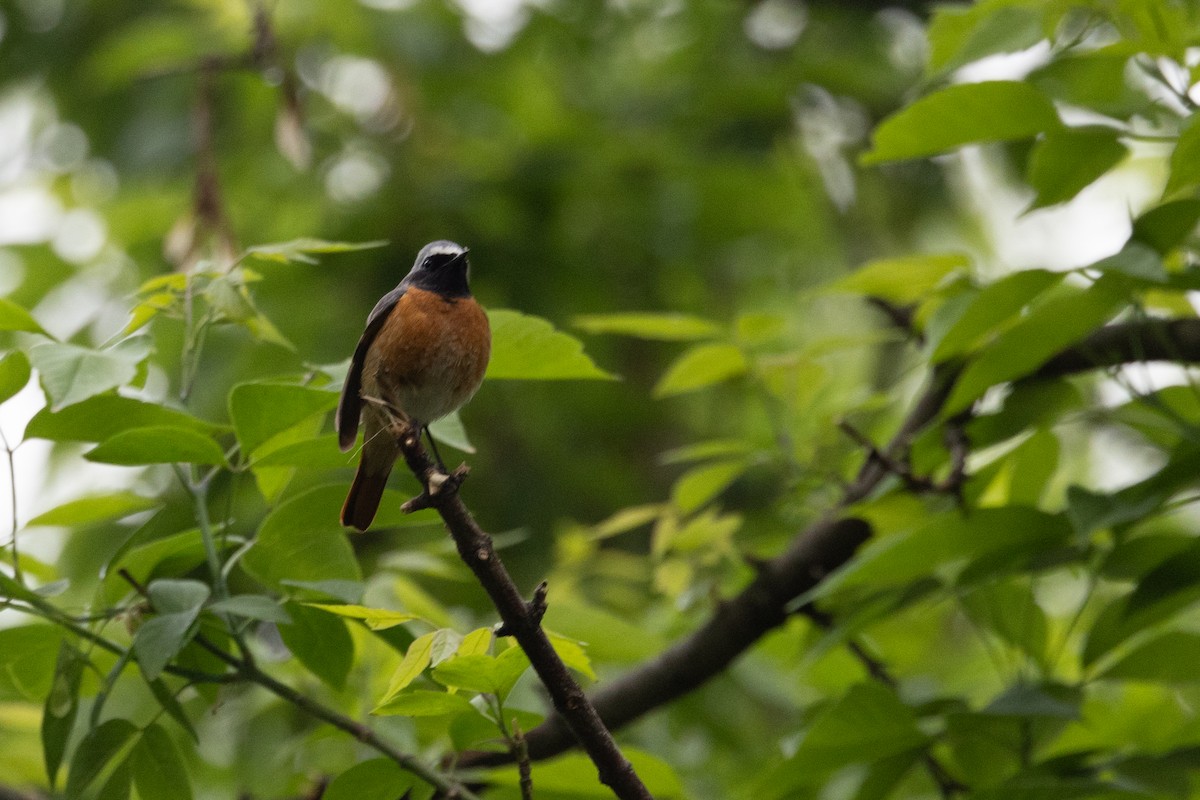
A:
[496, 581, 549, 637]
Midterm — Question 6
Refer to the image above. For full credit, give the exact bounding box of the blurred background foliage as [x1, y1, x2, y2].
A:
[8, 0, 1200, 799]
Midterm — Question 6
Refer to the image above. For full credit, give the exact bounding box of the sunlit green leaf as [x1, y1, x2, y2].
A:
[27, 492, 159, 528]
[432, 654, 502, 694]
[0, 350, 31, 405]
[669, 459, 747, 512]
[486, 309, 614, 380]
[944, 274, 1128, 414]
[246, 238, 388, 264]
[927, 269, 1062, 362]
[1026, 126, 1127, 209]
[834, 254, 970, 305]
[307, 603, 422, 630]
[574, 312, 722, 341]
[547, 631, 595, 681]
[25, 395, 223, 443]
[927, 4, 1044, 76]
[228, 382, 338, 457]
[372, 690, 475, 717]
[85, 427, 226, 466]
[863, 81, 1060, 164]
[1132, 199, 1200, 254]
[653, 343, 746, 397]
[378, 631, 436, 704]
[30, 337, 151, 412]
[0, 297, 47, 334]
[1100, 632, 1200, 682]
[323, 759, 416, 800]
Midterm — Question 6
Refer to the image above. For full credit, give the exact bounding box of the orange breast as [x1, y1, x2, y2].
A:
[362, 287, 491, 425]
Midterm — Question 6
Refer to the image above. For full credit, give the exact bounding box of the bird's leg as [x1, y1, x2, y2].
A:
[423, 425, 448, 474]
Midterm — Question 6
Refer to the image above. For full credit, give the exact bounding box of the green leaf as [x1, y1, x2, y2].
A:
[944, 274, 1128, 414]
[834, 253, 970, 305]
[378, 631, 436, 704]
[927, 269, 1062, 362]
[1132, 199, 1200, 254]
[0, 625, 63, 701]
[246, 238, 388, 264]
[307, 603, 421, 630]
[249, 433, 351, 469]
[1084, 541, 1200, 665]
[0, 297, 47, 334]
[960, 580, 1048, 666]
[25, 395, 223, 443]
[1100, 631, 1200, 682]
[85, 427, 226, 466]
[1090, 241, 1168, 283]
[781, 683, 927, 773]
[133, 579, 210, 681]
[589, 504, 663, 540]
[372, 690, 476, 717]
[1067, 444, 1200, 536]
[485, 308, 615, 380]
[486, 748, 686, 799]
[206, 594, 292, 624]
[323, 759, 416, 800]
[863, 81, 1060, 164]
[130, 723, 192, 800]
[0, 350, 31, 405]
[1028, 51, 1143, 119]
[669, 459, 747, 512]
[277, 602, 354, 689]
[241, 485, 363, 592]
[493, 645, 532, 701]
[653, 343, 747, 398]
[573, 312, 722, 341]
[228, 382, 339, 456]
[815, 507, 1071, 597]
[547, 630, 595, 681]
[1166, 115, 1200, 196]
[982, 682, 1081, 719]
[428, 409, 475, 454]
[64, 718, 140, 800]
[42, 641, 86, 787]
[27, 492, 160, 528]
[432, 654, 503, 694]
[1026, 126, 1127, 209]
[31, 338, 152, 411]
[927, 4, 1045, 76]
[457, 627, 493, 656]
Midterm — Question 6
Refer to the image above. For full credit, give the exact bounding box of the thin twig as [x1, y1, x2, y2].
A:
[0, 427, 20, 584]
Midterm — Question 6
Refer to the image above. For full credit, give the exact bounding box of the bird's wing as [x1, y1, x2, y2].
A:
[336, 284, 407, 451]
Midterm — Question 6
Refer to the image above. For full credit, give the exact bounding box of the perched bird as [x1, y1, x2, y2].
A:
[336, 240, 491, 530]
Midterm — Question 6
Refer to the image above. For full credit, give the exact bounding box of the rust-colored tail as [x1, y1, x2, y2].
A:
[341, 462, 392, 531]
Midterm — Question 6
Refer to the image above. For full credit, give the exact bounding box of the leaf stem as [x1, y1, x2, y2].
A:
[0, 427, 20, 584]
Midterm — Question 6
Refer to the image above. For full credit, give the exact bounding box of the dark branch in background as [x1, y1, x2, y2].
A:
[391, 423, 653, 800]
[462, 317, 1200, 771]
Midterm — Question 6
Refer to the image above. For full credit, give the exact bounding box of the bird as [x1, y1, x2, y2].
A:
[336, 240, 491, 531]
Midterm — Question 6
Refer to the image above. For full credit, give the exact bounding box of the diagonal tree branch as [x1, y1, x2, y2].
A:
[391, 424, 653, 800]
[462, 316, 1200, 768]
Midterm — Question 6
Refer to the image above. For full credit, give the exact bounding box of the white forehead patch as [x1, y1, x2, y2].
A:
[426, 243, 465, 257]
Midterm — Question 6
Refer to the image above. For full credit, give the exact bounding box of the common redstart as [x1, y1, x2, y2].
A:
[336, 240, 491, 531]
